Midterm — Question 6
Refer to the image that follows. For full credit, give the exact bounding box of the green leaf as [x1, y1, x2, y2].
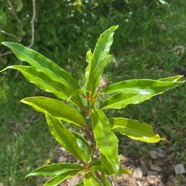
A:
[1, 65, 82, 107]
[21, 96, 87, 128]
[86, 26, 118, 97]
[76, 182, 84, 186]
[85, 49, 93, 80]
[1, 42, 80, 90]
[100, 176, 112, 186]
[84, 173, 100, 186]
[101, 77, 184, 95]
[100, 78, 184, 110]
[26, 163, 84, 177]
[158, 75, 184, 82]
[110, 118, 164, 143]
[43, 170, 82, 186]
[16, 0, 23, 12]
[90, 109, 119, 174]
[72, 132, 91, 155]
[89, 160, 110, 175]
[45, 113, 90, 162]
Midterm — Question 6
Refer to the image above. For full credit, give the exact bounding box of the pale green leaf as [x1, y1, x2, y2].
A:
[45, 113, 90, 162]
[89, 160, 110, 175]
[110, 118, 164, 143]
[1, 65, 82, 107]
[86, 26, 118, 97]
[158, 75, 184, 82]
[101, 78, 184, 95]
[100, 176, 112, 186]
[26, 163, 84, 177]
[85, 49, 93, 80]
[1, 42, 80, 90]
[100, 78, 184, 110]
[43, 170, 82, 186]
[84, 173, 100, 186]
[90, 109, 119, 174]
[21, 96, 87, 128]
[16, 0, 23, 12]
[72, 132, 91, 155]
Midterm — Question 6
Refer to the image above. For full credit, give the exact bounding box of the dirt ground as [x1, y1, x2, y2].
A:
[36, 144, 186, 186]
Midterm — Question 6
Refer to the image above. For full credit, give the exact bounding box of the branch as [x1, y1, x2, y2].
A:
[28, 0, 36, 48]
[0, 51, 12, 57]
[7, 0, 21, 23]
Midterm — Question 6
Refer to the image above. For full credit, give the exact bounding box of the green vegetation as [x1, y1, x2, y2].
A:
[0, 0, 186, 185]
[0, 26, 184, 185]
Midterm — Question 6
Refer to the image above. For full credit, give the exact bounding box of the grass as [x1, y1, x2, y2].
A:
[0, 1, 186, 185]
[0, 79, 57, 185]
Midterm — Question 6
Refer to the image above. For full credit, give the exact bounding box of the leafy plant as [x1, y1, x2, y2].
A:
[0, 26, 184, 185]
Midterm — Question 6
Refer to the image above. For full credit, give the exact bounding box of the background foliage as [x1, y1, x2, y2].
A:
[0, 0, 185, 185]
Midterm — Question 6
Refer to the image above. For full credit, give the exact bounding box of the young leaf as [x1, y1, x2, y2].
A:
[26, 163, 84, 177]
[100, 78, 184, 110]
[90, 109, 119, 174]
[0, 65, 83, 107]
[21, 96, 87, 128]
[43, 170, 83, 186]
[85, 49, 93, 80]
[45, 113, 90, 162]
[72, 132, 91, 155]
[1, 42, 80, 90]
[86, 26, 118, 97]
[84, 172, 100, 186]
[110, 118, 164, 143]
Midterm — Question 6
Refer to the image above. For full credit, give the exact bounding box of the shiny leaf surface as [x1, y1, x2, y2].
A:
[100, 77, 184, 110]
[43, 170, 82, 186]
[110, 118, 164, 143]
[45, 113, 90, 162]
[84, 173, 100, 186]
[91, 109, 119, 174]
[26, 163, 84, 177]
[1, 42, 80, 90]
[1, 65, 82, 107]
[72, 132, 91, 155]
[86, 26, 118, 96]
[21, 96, 87, 128]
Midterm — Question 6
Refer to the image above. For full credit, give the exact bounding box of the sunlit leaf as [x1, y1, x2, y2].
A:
[72, 132, 91, 155]
[110, 117, 164, 143]
[100, 175, 112, 186]
[1, 42, 80, 90]
[90, 109, 119, 174]
[21, 96, 87, 128]
[86, 26, 118, 97]
[45, 113, 90, 162]
[43, 170, 83, 186]
[89, 160, 109, 175]
[85, 49, 93, 80]
[84, 172, 100, 186]
[158, 75, 184, 82]
[0, 65, 82, 107]
[100, 78, 184, 109]
[26, 163, 84, 177]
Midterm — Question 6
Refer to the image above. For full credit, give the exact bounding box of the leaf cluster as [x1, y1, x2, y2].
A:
[0, 26, 184, 185]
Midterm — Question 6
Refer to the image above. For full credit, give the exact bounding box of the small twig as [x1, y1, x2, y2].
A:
[0, 29, 20, 41]
[0, 51, 12, 57]
[28, 0, 36, 48]
[7, 0, 21, 23]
